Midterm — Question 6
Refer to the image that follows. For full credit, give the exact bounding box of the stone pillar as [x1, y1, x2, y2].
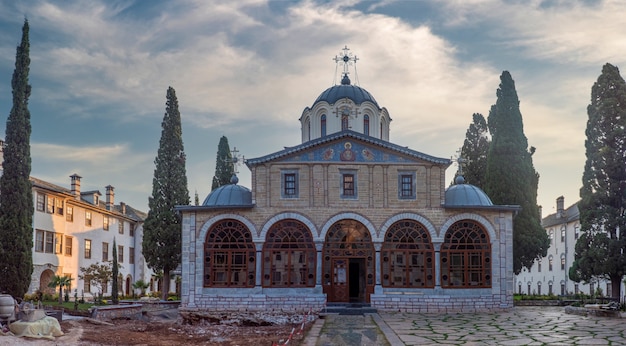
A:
[255, 242, 264, 287]
[315, 242, 323, 287]
[434, 243, 442, 288]
[374, 243, 383, 293]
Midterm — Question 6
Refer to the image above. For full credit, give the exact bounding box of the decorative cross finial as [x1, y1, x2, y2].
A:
[226, 147, 245, 174]
[452, 148, 471, 176]
[333, 45, 359, 84]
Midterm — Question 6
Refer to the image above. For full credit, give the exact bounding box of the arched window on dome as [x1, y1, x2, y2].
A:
[307, 121, 311, 141]
[321, 114, 327, 136]
[262, 219, 316, 288]
[363, 115, 370, 135]
[204, 219, 255, 287]
[440, 220, 491, 288]
[380, 122, 383, 139]
[381, 220, 434, 288]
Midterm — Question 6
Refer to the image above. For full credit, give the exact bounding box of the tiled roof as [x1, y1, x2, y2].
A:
[245, 130, 451, 167]
[542, 201, 579, 228]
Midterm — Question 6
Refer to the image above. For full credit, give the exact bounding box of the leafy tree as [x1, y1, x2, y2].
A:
[484, 71, 548, 274]
[143, 86, 190, 300]
[112, 238, 119, 304]
[0, 19, 34, 298]
[456, 113, 490, 188]
[571, 63, 626, 299]
[79, 262, 114, 301]
[47, 275, 73, 305]
[211, 136, 234, 190]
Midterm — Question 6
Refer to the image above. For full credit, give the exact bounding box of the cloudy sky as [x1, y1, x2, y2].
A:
[0, 0, 623, 216]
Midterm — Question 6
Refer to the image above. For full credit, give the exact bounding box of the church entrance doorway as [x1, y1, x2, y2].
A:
[323, 219, 374, 303]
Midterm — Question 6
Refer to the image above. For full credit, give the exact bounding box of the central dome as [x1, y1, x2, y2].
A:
[314, 75, 379, 107]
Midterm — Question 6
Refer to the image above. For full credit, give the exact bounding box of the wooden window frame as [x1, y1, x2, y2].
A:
[84, 239, 92, 259]
[204, 219, 255, 287]
[65, 236, 73, 256]
[440, 220, 491, 288]
[262, 219, 316, 288]
[85, 211, 92, 226]
[36, 193, 45, 212]
[381, 220, 434, 288]
[66, 206, 73, 222]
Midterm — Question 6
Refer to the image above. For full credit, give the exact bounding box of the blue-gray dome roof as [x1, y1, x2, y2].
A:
[202, 183, 252, 207]
[444, 176, 493, 207]
[314, 75, 379, 107]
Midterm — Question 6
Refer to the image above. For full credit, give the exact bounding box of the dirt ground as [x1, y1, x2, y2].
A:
[1, 310, 312, 346]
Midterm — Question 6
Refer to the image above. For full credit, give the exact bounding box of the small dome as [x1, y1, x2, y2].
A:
[314, 82, 379, 107]
[202, 183, 252, 207]
[445, 179, 493, 207]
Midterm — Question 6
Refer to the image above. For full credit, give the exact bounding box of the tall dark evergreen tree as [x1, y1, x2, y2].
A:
[484, 71, 548, 274]
[570, 63, 626, 299]
[143, 86, 190, 300]
[211, 136, 234, 190]
[0, 20, 34, 298]
[457, 113, 490, 188]
[112, 238, 119, 304]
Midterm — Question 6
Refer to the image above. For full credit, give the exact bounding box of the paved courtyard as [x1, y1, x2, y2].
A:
[304, 306, 626, 345]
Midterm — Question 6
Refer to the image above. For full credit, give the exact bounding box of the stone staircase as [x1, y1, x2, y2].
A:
[321, 303, 378, 315]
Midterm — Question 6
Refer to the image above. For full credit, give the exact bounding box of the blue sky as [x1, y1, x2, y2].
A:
[0, 0, 624, 216]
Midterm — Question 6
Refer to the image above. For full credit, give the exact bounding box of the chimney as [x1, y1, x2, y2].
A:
[120, 202, 126, 215]
[556, 196, 564, 218]
[70, 174, 82, 198]
[105, 185, 115, 211]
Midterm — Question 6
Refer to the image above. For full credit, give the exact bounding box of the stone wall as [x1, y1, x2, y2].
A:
[371, 293, 512, 313]
[90, 304, 142, 320]
[185, 293, 326, 313]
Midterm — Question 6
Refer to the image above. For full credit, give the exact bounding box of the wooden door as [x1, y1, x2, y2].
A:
[331, 258, 349, 302]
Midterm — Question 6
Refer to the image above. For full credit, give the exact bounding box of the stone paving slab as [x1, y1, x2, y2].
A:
[304, 307, 626, 345]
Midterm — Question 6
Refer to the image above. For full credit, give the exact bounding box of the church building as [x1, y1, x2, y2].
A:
[178, 47, 518, 313]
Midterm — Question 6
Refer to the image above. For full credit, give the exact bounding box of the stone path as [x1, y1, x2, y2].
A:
[303, 307, 626, 345]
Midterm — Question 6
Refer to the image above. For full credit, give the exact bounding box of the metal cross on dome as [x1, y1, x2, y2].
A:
[226, 147, 245, 175]
[333, 45, 360, 85]
[452, 148, 471, 176]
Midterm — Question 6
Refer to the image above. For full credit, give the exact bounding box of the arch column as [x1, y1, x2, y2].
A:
[255, 242, 264, 288]
[315, 242, 323, 287]
[374, 242, 383, 294]
[434, 243, 442, 288]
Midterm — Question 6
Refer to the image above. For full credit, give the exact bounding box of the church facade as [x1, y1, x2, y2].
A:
[178, 48, 517, 313]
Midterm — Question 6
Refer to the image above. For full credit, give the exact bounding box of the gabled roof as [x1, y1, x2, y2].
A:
[245, 130, 451, 167]
[29, 174, 145, 222]
[542, 201, 579, 228]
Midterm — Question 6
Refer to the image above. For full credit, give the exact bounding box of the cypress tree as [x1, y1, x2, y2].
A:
[484, 71, 548, 274]
[143, 86, 190, 300]
[112, 238, 119, 304]
[571, 63, 626, 299]
[457, 113, 490, 188]
[0, 19, 34, 298]
[211, 136, 234, 190]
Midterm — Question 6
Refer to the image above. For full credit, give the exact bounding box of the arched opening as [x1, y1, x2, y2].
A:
[125, 276, 131, 297]
[204, 219, 255, 287]
[363, 114, 370, 135]
[321, 114, 327, 136]
[381, 220, 434, 288]
[440, 220, 491, 288]
[323, 219, 374, 303]
[262, 219, 316, 287]
[39, 269, 55, 295]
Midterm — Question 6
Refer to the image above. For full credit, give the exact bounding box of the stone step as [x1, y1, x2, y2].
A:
[322, 303, 378, 315]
